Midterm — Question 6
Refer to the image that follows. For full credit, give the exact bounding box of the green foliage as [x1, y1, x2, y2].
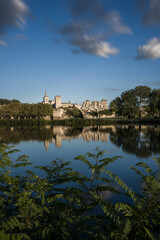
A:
[52, 118, 131, 127]
[121, 89, 138, 119]
[0, 102, 53, 119]
[148, 89, 160, 117]
[135, 86, 151, 119]
[66, 107, 83, 118]
[109, 86, 152, 119]
[98, 109, 112, 116]
[0, 119, 48, 127]
[90, 111, 98, 117]
[0, 144, 160, 239]
[110, 97, 122, 116]
[0, 98, 21, 105]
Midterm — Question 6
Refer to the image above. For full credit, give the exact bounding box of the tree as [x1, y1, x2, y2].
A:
[98, 109, 112, 116]
[0, 101, 53, 119]
[109, 97, 122, 116]
[121, 89, 138, 119]
[135, 86, 151, 119]
[110, 86, 152, 119]
[66, 107, 83, 118]
[0, 98, 21, 105]
[148, 89, 160, 117]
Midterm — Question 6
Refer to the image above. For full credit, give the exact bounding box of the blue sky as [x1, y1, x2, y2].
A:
[0, 0, 160, 104]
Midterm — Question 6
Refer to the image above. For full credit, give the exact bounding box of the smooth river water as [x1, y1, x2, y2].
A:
[0, 124, 159, 202]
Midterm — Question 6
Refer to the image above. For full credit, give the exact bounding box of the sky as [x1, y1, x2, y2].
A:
[0, 0, 160, 105]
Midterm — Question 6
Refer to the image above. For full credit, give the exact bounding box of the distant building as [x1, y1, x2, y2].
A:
[55, 95, 61, 109]
[43, 90, 49, 104]
[42, 91, 78, 109]
[42, 91, 108, 112]
[82, 99, 108, 111]
[43, 90, 55, 106]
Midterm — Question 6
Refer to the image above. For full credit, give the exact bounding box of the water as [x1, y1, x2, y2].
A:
[0, 124, 159, 202]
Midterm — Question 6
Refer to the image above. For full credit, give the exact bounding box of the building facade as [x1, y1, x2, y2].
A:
[42, 91, 108, 112]
[82, 99, 108, 111]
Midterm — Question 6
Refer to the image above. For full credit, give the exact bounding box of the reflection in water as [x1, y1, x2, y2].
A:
[45, 126, 109, 150]
[0, 125, 109, 149]
[110, 125, 160, 158]
[0, 125, 160, 157]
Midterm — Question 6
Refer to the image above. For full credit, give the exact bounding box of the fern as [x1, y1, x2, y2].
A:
[0, 143, 160, 239]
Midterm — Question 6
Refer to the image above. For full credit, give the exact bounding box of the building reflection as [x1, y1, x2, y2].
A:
[44, 140, 50, 152]
[43, 124, 160, 158]
[44, 126, 110, 150]
[1, 124, 160, 158]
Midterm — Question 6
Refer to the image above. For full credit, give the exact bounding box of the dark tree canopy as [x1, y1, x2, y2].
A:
[66, 107, 83, 118]
[109, 85, 156, 119]
[0, 101, 53, 119]
[0, 98, 21, 105]
[109, 97, 122, 116]
[148, 89, 160, 117]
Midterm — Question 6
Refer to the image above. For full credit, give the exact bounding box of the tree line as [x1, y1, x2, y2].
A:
[109, 86, 160, 119]
[1, 85, 160, 120]
[0, 101, 53, 119]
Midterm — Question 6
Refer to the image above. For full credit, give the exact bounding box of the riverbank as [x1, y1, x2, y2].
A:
[52, 117, 160, 126]
[0, 117, 160, 127]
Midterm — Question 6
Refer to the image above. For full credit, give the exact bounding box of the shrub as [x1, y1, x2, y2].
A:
[66, 107, 83, 119]
[0, 144, 159, 239]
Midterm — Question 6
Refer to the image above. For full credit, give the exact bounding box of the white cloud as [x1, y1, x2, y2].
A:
[51, 0, 132, 57]
[136, 37, 160, 60]
[69, 0, 132, 35]
[108, 11, 132, 35]
[70, 35, 119, 58]
[105, 88, 119, 91]
[91, 41, 118, 58]
[0, 40, 8, 47]
[144, 0, 160, 25]
[0, 0, 30, 34]
[16, 34, 28, 41]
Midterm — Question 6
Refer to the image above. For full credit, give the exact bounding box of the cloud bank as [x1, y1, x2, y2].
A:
[0, 0, 30, 34]
[0, 0, 30, 47]
[16, 34, 28, 41]
[0, 40, 8, 47]
[69, 34, 118, 58]
[105, 88, 119, 91]
[136, 80, 160, 87]
[51, 0, 132, 58]
[136, 37, 160, 60]
[145, 81, 160, 86]
[143, 0, 160, 25]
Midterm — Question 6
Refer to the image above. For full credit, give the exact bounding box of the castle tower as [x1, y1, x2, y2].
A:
[43, 90, 49, 104]
[55, 95, 61, 109]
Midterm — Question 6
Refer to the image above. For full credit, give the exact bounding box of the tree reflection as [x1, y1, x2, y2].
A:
[144, 126, 160, 154]
[0, 127, 53, 144]
[65, 127, 83, 137]
[110, 125, 160, 158]
[0, 125, 160, 157]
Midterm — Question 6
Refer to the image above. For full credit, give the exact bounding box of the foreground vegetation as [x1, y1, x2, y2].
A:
[0, 144, 160, 239]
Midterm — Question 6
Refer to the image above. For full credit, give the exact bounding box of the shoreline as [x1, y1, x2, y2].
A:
[0, 117, 160, 127]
